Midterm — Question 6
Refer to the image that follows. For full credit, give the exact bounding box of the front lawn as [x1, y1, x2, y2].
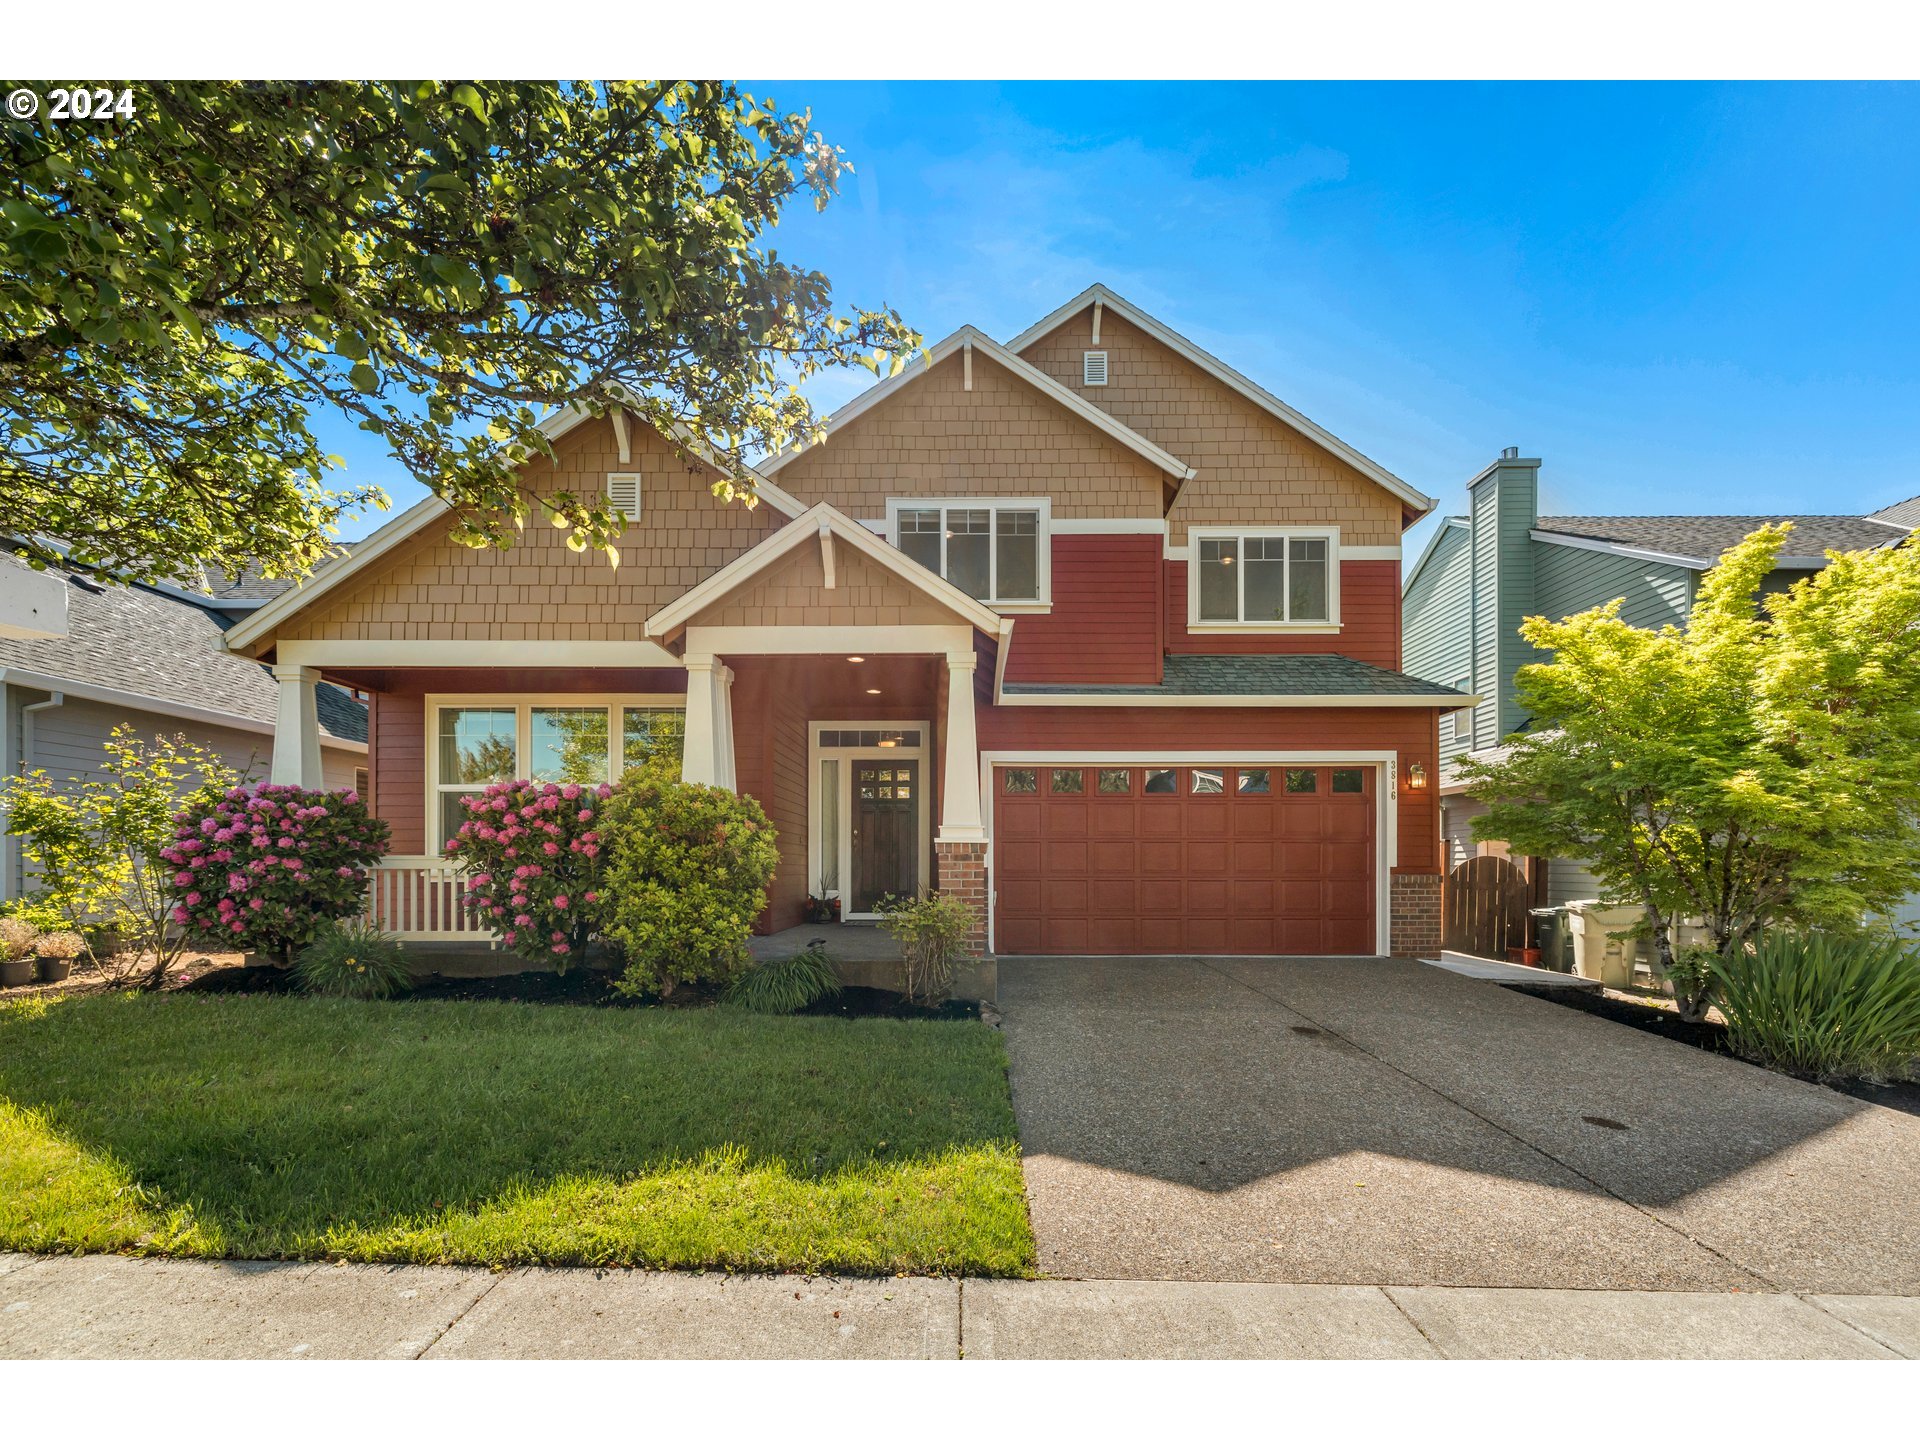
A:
[0, 992, 1035, 1276]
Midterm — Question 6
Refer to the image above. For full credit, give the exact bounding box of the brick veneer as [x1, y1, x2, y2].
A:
[1390, 872, 1443, 958]
[935, 840, 990, 957]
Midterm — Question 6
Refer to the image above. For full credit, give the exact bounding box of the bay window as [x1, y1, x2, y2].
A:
[887, 498, 1051, 606]
[1190, 528, 1338, 627]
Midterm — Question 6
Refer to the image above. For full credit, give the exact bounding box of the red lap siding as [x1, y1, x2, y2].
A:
[1005, 535, 1162, 685]
[1165, 558, 1401, 669]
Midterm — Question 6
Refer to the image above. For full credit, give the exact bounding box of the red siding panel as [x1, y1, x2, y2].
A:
[1004, 536, 1162, 685]
[371, 691, 425, 855]
[1165, 558, 1401, 669]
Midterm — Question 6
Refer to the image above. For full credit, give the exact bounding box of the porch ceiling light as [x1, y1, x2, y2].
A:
[866, 688, 882, 695]
[847, 655, 865, 663]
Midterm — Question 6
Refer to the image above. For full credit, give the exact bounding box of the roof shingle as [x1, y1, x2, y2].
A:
[1534, 514, 1908, 563]
[1002, 653, 1470, 700]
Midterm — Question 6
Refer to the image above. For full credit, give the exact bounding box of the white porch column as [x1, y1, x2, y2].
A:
[938, 649, 985, 840]
[714, 662, 738, 792]
[680, 655, 719, 786]
[270, 664, 324, 787]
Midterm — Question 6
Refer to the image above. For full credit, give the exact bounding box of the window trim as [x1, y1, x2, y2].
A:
[884, 496, 1054, 612]
[424, 692, 685, 854]
[1185, 525, 1341, 632]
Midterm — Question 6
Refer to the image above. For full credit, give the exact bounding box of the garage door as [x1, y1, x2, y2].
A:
[993, 763, 1376, 956]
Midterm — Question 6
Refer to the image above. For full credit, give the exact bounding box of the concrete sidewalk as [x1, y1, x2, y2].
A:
[3, 1253, 1916, 1359]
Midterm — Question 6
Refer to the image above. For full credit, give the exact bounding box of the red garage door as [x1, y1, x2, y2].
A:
[993, 763, 1376, 956]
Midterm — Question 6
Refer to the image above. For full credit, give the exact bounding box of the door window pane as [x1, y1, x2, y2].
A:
[1003, 768, 1037, 794]
[1050, 768, 1084, 795]
[819, 759, 840, 891]
[438, 707, 517, 784]
[1097, 768, 1132, 795]
[1191, 768, 1226, 794]
[1242, 537, 1287, 622]
[1285, 768, 1318, 794]
[622, 707, 685, 770]
[995, 510, 1040, 600]
[1331, 768, 1366, 793]
[1143, 767, 1177, 794]
[1289, 538, 1330, 621]
[531, 707, 609, 783]
[1237, 768, 1271, 794]
[898, 509, 941, 574]
[1196, 537, 1238, 621]
[946, 508, 992, 598]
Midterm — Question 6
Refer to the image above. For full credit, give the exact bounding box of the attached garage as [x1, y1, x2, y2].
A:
[991, 760, 1380, 956]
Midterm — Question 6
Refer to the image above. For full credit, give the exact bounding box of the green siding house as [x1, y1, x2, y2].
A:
[1402, 450, 1919, 916]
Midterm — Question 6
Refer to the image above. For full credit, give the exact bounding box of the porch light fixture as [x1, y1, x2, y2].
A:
[1407, 762, 1428, 790]
[847, 655, 865, 663]
[866, 687, 882, 695]
[877, 738, 898, 748]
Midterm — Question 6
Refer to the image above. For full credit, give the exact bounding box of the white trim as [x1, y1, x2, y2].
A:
[274, 639, 682, 668]
[807, 720, 933, 919]
[757, 326, 1197, 484]
[0, 665, 366, 752]
[423, 691, 686, 853]
[994, 689, 1479, 709]
[1339, 544, 1403, 561]
[1186, 525, 1342, 628]
[1006, 284, 1434, 514]
[647, 502, 1008, 639]
[884, 497, 1054, 609]
[684, 624, 979, 657]
[1402, 516, 1471, 596]
[978, 749, 1399, 958]
[1052, 518, 1167, 536]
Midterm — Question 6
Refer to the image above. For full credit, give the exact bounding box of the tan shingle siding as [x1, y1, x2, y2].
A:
[1019, 310, 1403, 546]
[689, 542, 963, 629]
[277, 420, 786, 643]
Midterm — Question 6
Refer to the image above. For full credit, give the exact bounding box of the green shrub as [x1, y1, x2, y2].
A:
[295, 921, 413, 1000]
[727, 946, 843, 1015]
[877, 892, 977, 1005]
[1710, 928, 1920, 1081]
[600, 761, 780, 997]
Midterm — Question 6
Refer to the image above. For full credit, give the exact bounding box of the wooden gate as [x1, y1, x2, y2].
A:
[1442, 855, 1533, 959]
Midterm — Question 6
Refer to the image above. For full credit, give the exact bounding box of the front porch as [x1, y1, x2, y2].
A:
[746, 922, 997, 1002]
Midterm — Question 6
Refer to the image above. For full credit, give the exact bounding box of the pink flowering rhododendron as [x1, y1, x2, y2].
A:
[447, 778, 617, 972]
[166, 784, 388, 962]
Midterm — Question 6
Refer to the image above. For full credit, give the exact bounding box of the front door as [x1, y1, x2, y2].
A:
[852, 760, 919, 912]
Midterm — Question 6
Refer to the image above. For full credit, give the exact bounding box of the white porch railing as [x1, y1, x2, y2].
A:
[365, 856, 498, 944]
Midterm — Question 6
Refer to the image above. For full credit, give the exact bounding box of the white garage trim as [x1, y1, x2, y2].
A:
[978, 749, 1398, 958]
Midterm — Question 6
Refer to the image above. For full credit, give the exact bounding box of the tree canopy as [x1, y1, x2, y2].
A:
[1461, 525, 1920, 990]
[2, 80, 919, 586]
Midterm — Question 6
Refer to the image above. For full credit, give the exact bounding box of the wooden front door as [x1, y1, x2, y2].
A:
[852, 760, 919, 912]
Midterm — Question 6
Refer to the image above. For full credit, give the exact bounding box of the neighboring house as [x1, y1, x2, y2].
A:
[0, 549, 368, 901]
[1401, 449, 1919, 921]
[221, 284, 1473, 960]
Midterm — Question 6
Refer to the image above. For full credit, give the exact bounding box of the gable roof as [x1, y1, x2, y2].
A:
[1402, 516, 1471, 596]
[645, 502, 1010, 641]
[1006, 284, 1435, 517]
[1532, 514, 1911, 568]
[756, 326, 1196, 484]
[0, 552, 365, 747]
[1872, 494, 1920, 529]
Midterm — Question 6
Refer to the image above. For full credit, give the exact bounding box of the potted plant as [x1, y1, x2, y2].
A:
[802, 892, 841, 925]
[0, 916, 38, 987]
[35, 930, 85, 983]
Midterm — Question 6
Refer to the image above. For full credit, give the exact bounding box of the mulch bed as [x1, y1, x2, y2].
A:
[1514, 983, 1920, 1118]
[181, 962, 976, 1020]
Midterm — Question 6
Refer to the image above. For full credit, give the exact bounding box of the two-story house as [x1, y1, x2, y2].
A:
[220, 285, 1472, 961]
[1402, 449, 1919, 918]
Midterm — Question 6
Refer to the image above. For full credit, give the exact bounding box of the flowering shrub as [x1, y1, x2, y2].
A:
[601, 762, 779, 997]
[166, 784, 389, 963]
[446, 778, 614, 971]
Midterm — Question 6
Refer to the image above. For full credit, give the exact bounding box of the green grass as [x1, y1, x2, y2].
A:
[0, 992, 1035, 1276]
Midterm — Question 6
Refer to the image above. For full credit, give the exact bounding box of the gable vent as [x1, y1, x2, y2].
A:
[1083, 350, 1109, 386]
[605, 472, 642, 521]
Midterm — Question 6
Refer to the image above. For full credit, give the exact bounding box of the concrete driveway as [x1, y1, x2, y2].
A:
[997, 956, 1920, 1293]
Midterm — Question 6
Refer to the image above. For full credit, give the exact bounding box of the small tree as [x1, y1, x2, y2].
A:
[600, 761, 779, 997]
[166, 784, 389, 965]
[446, 778, 614, 971]
[1462, 525, 1920, 1018]
[0, 727, 237, 987]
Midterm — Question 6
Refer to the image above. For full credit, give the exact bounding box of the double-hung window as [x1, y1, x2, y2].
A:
[1189, 527, 1338, 628]
[887, 498, 1050, 606]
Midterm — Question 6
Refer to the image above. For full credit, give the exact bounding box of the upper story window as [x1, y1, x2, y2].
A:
[1189, 527, 1338, 629]
[886, 498, 1052, 608]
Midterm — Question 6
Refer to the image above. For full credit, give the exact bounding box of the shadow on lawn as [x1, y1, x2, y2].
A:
[0, 991, 1021, 1251]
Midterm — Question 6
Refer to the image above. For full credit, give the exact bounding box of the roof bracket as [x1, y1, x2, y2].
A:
[1091, 299, 1102, 345]
[963, 338, 973, 392]
[818, 521, 837, 590]
[609, 406, 632, 464]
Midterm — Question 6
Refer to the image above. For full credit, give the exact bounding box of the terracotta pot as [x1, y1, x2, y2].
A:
[0, 958, 36, 988]
[1507, 946, 1545, 967]
[36, 954, 72, 983]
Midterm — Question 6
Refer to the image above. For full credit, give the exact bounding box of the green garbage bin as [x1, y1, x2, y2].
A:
[1530, 906, 1572, 973]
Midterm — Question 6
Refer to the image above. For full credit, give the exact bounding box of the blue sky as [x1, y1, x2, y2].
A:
[324, 81, 1920, 565]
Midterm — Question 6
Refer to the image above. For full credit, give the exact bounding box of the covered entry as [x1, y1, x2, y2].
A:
[992, 760, 1381, 956]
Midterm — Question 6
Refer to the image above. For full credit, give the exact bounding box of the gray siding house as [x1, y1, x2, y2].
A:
[1, 550, 367, 902]
[1402, 451, 1919, 921]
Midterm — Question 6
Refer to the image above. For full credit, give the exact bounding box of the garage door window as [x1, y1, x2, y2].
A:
[1332, 768, 1367, 793]
[1050, 768, 1084, 795]
[1143, 768, 1177, 794]
[1285, 768, 1318, 793]
[1236, 768, 1271, 794]
[1190, 768, 1226, 794]
[1097, 768, 1132, 795]
[1003, 768, 1038, 794]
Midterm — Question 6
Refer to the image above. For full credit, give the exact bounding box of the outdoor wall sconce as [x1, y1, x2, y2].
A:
[1407, 762, 1428, 790]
